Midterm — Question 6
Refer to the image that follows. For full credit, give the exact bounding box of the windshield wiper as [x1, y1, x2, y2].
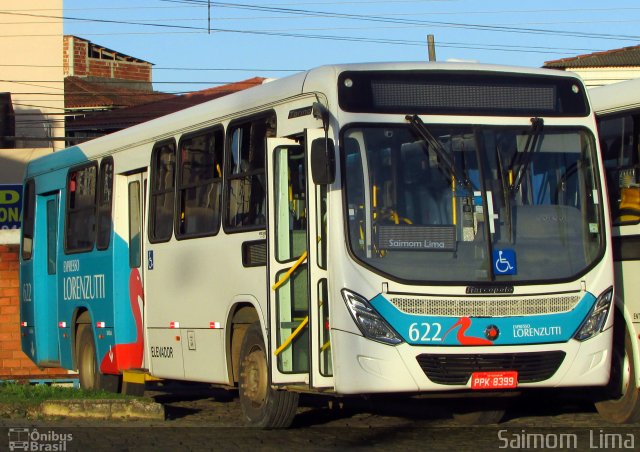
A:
[510, 117, 544, 193]
[496, 142, 513, 242]
[406, 114, 469, 188]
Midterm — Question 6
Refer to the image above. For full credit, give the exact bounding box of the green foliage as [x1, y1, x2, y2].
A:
[0, 382, 135, 405]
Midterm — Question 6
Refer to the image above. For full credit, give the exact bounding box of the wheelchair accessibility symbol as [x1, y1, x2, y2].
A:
[493, 249, 517, 275]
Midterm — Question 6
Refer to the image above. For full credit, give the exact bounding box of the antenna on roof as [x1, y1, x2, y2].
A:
[427, 35, 437, 62]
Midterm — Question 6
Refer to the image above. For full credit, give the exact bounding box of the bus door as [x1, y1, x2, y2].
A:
[267, 131, 332, 388]
[304, 129, 332, 388]
[124, 172, 147, 369]
[25, 191, 60, 366]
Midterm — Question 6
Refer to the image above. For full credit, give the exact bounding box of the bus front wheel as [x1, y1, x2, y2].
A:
[76, 324, 119, 392]
[238, 322, 299, 428]
[595, 320, 640, 424]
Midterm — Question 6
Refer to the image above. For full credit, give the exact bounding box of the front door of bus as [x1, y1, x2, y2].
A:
[125, 172, 146, 369]
[267, 130, 332, 388]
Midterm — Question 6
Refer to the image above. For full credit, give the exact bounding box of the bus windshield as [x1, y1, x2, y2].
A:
[343, 123, 604, 283]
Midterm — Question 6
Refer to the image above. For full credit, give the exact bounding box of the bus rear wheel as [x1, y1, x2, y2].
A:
[595, 321, 640, 423]
[76, 324, 119, 392]
[238, 322, 299, 428]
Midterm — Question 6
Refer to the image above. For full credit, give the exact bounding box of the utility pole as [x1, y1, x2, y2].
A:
[208, 0, 211, 34]
[427, 34, 437, 62]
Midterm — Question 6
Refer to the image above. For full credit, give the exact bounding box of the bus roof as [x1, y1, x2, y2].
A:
[25, 62, 585, 178]
[590, 78, 640, 116]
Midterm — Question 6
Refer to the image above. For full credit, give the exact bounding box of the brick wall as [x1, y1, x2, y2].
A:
[0, 244, 69, 379]
[63, 36, 152, 84]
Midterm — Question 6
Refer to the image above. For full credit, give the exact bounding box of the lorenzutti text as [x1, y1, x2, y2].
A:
[62, 259, 106, 301]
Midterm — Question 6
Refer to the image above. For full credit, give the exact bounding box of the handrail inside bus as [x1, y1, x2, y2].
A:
[271, 250, 310, 356]
[272, 235, 329, 356]
[274, 316, 309, 356]
[272, 251, 308, 291]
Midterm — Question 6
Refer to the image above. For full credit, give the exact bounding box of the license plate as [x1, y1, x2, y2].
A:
[470, 371, 518, 390]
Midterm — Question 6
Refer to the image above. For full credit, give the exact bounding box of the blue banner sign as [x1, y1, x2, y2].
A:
[0, 184, 22, 229]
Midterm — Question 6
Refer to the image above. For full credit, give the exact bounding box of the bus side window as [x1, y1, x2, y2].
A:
[96, 157, 114, 250]
[149, 140, 177, 242]
[225, 113, 276, 231]
[176, 127, 224, 237]
[598, 114, 639, 224]
[65, 163, 97, 253]
[129, 181, 141, 268]
[21, 179, 35, 260]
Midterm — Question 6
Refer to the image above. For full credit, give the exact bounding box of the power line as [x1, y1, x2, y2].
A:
[0, 63, 304, 72]
[10, 102, 67, 112]
[9, 15, 640, 29]
[3, 5, 640, 42]
[165, 1, 640, 41]
[10, 1, 640, 13]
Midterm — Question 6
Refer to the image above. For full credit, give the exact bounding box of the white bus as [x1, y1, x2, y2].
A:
[20, 62, 615, 427]
[590, 78, 640, 423]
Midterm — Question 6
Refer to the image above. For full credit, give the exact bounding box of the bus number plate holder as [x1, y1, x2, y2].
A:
[470, 371, 518, 390]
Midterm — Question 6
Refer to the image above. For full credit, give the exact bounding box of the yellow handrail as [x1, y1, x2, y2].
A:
[272, 251, 308, 290]
[274, 316, 309, 356]
[272, 236, 325, 356]
[451, 177, 457, 225]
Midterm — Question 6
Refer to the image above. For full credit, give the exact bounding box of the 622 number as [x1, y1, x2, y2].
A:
[408, 322, 442, 342]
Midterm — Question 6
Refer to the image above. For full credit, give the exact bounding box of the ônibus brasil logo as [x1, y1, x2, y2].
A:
[8, 428, 73, 451]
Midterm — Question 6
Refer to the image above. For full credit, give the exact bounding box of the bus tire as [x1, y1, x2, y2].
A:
[595, 320, 640, 424]
[238, 322, 299, 428]
[76, 324, 119, 392]
[121, 381, 145, 397]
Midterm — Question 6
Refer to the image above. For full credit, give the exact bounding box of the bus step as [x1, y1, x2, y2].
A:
[122, 369, 162, 385]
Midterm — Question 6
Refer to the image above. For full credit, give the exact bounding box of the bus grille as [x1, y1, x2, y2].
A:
[388, 295, 580, 317]
[416, 351, 566, 385]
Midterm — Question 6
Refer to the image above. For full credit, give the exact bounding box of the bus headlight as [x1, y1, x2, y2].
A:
[574, 287, 613, 342]
[341, 289, 403, 345]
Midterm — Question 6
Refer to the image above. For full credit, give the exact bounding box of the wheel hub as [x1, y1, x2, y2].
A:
[621, 349, 631, 394]
[243, 347, 268, 405]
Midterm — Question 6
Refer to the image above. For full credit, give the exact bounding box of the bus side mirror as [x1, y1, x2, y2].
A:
[311, 138, 335, 185]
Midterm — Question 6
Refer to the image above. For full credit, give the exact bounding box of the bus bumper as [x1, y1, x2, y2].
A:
[332, 327, 612, 394]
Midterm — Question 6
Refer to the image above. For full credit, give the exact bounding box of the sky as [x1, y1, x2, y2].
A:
[59, 0, 640, 94]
